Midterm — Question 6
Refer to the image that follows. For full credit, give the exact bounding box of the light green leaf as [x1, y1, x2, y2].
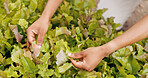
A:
[40, 52, 50, 64]
[21, 56, 38, 74]
[46, 69, 54, 77]
[135, 43, 144, 56]
[55, 27, 71, 36]
[126, 75, 135, 78]
[0, 70, 7, 78]
[54, 39, 69, 55]
[141, 63, 148, 75]
[3, 58, 13, 66]
[18, 19, 28, 29]
[40, 39, 50, 52]
[75, 70, 101, 78]
[4, 64, 21, 77]
[58, 63, 72, 73]
[38, 63, 54, 77]
[2, 17, 11, 28]
[29, 0, 37, 13]
[11, 47, 23, 64]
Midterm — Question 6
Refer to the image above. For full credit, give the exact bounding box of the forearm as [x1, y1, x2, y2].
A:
[104, 14, 148, 54]
[41, 0, 63, 21]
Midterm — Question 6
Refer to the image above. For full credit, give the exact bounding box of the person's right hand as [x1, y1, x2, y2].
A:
[68, 46, 111, 71]
[26, 16, 49, 47]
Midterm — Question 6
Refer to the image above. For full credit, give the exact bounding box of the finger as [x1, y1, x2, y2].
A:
[27, 39, 30, 48]
[70, 59, 84, 69]
[37, 32, 45, 46]
[68, 52, 85, 59]
[27, 30, 36, 45]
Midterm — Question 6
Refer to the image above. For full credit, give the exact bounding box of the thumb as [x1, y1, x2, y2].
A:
[68, 52, 85, 59]
[37, 32, 45, 46]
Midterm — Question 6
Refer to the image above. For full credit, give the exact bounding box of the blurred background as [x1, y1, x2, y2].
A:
[96, 0, 148, 31]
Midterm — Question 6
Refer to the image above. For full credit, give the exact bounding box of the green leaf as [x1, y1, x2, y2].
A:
[18, 19, 28, 29]
[3, 58, 13, 66]
[54, 39, 70, 55]
[11, 9, 26, 24]
[2, 17, 11, 28]
[51, 14, 62, 24]
[4, 29, 13, 39]
[95, 28, 105, 37]
[59, 1, 71, 14]
[0, 53, 3, 63]
[0, 14, 5, 23]
[75, 70, 101, 78]
[88, 19, 98, 35]
[38, 63, 54, 77]
[8, 0, 21, 13]
[21, 56, 38, 75]
[4, 64, 21, 77]
[40, 52, 50, 64]
[135, 43, 144, 56]
[87, 0, 95, 8]
[76, 27, 81, 34]
[141, 63, 148, 75]
[128, 54, 141, 74]
[40, 39, 50, 52]
[0, 70, 7, 78]
[46, 69, 54, 77]
[116, 65, 127, 77]
[0, 39, 12, 51]
[55, 27, 71, 36]
[11, 46, 23, 64]
[58, 63, 72, 73]
[74, 0, 84, 10]
[29, 0, 37, 13]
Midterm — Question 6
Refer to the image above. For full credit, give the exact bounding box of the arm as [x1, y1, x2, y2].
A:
[27, 0, 62, 47]
[69, 14, 148, 71]
[105, 15, 148, 54]
[41, 0, 63, 21]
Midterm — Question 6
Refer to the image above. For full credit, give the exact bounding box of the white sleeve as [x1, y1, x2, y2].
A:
[97, 0, 141, 30]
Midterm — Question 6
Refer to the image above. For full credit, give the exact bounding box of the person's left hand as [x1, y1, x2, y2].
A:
[68, 46, 110, 71]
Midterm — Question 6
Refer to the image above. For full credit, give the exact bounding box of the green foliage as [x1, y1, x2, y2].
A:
[0, 0, 147, 78]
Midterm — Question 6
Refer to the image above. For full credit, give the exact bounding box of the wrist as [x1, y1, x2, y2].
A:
[40, 11, 51, 22]
[39, 14, 50, 23]
[101, 41, 118, 55]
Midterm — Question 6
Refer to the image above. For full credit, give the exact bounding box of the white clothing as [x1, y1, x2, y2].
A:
[97, 0, 141, 30]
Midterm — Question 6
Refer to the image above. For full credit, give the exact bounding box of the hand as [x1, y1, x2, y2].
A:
[68, 46, 110, 71]
[26, 16, 49, 47]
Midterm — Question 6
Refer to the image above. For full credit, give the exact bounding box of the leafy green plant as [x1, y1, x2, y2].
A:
[0, 0, 148, 78]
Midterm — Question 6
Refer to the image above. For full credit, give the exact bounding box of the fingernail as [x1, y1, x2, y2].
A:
[68, 53, 72, 56]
